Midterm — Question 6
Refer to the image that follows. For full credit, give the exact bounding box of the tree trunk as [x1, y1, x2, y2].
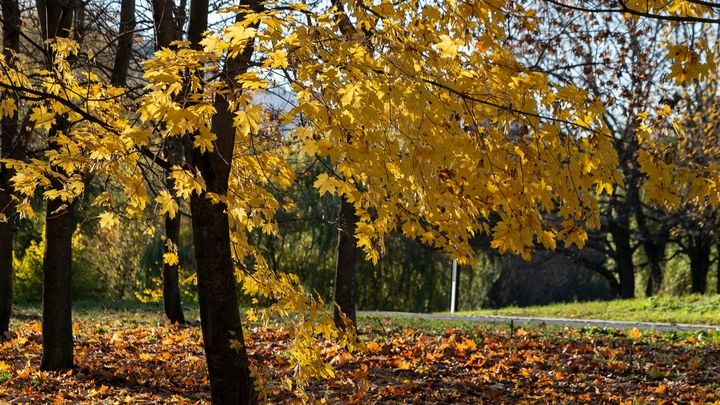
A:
[190, 191, 256, 403]
[689, 235, 711, 294]
[151, 0, 175, 48]
[717, 242, 720, 295]
[162, 203, 185, 324]
[644, 236, 667, 297]
[110, 0, 135, 87]
[151, 0, 185, 324]
[186, 0, 208, 46]
[0, 0, 22, 334]
[37, 0, 75, 370]
[184, 0, 261, 402]
[628, 175, 668, 297]
[36, 0, 74, 58]
[0, 176, 13, 333]
[41, 195, 74, 370]
[609, 213, 635, 299]
[333, 196, 357, 329]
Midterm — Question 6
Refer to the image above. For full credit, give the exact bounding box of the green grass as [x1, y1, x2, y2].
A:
[10, 294, 720, 336]
[463, 294, 720, 325]
[10, 300, 201, 330]
[11, 300, 562, 336]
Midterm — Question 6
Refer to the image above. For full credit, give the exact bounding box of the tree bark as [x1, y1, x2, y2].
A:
[0, 170, 13, 333]
[37, 0, 74, 59]
[162, 199, 185, 324]
[0, 0, 22, 334]
[41, 193, 74, 370]
[717, 242, 720, 295]
[151, 0, 175, 48]
[110, 0, 136, 87]
[152, 0, 185, 325]
[689, 235, 711, 294]
[644, 235, 667, 297]
[608, 210, 635, 299]
[628, 173, 668, 297]
[37, 0, 75, 370]
[333, 196, 357, 329]
[190, 190, 256, 403]
[184, 0, 261, 402]
[185, 0, 207, 46]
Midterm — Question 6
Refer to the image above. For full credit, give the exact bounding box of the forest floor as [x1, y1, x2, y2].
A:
[1, 303, 720, 404]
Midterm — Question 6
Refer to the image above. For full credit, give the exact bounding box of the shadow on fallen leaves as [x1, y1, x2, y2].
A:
[2, 312, 720, 404]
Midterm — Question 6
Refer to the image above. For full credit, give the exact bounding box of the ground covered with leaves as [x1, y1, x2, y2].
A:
[1, 306, 720, 404]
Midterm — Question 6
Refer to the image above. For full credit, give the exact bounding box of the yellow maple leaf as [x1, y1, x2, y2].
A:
[314, 173, 337, 196]
[156, 191, 179, 219]
[163, 252, 179, 266]
[193, 126, 216, 153]
[29, 105, 56, 131]
[229, 339, 244, 353]
[436, 34, 463, 58]
[98, 212, 119, 229]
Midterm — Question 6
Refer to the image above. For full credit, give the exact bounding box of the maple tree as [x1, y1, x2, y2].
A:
[1, 0, 720, 403]
[670, 72, 720, 294]
[508, 3, 674, 298]
[37, 0, 84, 371]
[505, 0, 720, 298]
[0, 0, 161, 368]
[151, 0, 187, 325]
[0, 0, 22, 335]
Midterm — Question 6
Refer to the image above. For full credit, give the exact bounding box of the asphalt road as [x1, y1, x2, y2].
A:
[359, 311, 720, 333]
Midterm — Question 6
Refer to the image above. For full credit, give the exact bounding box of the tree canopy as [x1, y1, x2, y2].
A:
[2, 0, 720, 401]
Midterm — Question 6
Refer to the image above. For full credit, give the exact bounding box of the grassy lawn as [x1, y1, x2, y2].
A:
[464, 294, 720, 325]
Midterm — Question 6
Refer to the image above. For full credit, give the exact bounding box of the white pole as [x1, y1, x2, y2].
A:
[450, 259, 458, 314]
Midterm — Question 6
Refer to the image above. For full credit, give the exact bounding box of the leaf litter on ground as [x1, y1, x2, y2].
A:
[1, 309, 720, 404]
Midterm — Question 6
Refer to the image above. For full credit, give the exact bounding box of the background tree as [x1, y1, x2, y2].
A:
[37, 0, 81, 370]
[0, 0, 23, 334]
[672, 71, 720, 294]
[151, 0, 186, 324]
[182, 0, 261, 401]
[507, 2, 689, 298]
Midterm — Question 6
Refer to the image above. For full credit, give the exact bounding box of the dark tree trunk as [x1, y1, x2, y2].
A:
[333, 196, 357, 329]
[41, 195, 74, 370]
[644, 236, 667, 297]
[185, 0, 207, 46]
[110, 0, 135, 87]
[609, 213, 635, 299]
[0, 0, 22, 334]
[190, 191, 256, 403]
[151, 0, 175, 48]
[689, 236, 711, 294]
[183, 0, 261, 402]
[717, 242, 720, 295]
[628, 174, 668, 297]
[36, 0, 74, 59]
[152, 0, 185, 324]
[0, 174, 13, 333]
[162, 202, 185, 324]
[37, 0, 75, 370]
[327, 0, 364, 330]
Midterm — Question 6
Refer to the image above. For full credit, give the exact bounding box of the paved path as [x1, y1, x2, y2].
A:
[359, 311, 720, 333]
